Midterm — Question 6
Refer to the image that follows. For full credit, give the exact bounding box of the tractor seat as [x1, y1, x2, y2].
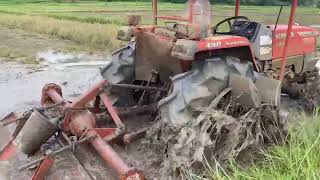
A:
[154, 23, 206, 40]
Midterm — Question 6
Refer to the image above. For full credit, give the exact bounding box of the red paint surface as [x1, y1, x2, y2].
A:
[32, 156, 54, 180]
[271, 25, 318, 60]
[0, 141, 17, 161]
[197, 35, 251, 51]
[235, 0, 240, 16]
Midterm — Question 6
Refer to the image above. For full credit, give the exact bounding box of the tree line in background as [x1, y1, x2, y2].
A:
[174, 0, 319, 6]
[212, 0, 320, 6]
[101, 0, 320, 7]
[50, 0, 320, 8]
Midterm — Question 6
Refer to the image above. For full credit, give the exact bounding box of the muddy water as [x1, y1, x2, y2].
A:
[0, 50, 113, 179]
[0, 52, 110, 117]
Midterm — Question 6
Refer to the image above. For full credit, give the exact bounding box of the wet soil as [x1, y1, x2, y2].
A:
[0, 25, 319, 180]
[0, 25, 113, 117]
[0, 25, 165, 180]
[0, 25, 117, 180]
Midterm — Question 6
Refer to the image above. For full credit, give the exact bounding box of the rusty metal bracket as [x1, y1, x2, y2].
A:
[137, 70, 159, 106]
[107, 83, 167, 92]
[19, 80, 145, 179]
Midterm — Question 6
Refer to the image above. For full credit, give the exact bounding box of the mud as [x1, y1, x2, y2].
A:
[144, 94, 288, 179]
[299, 73, 320, 113]
[0, 24, 319, 180]
[0, 26, 113, 180]
[0, 25, 163, 180]
[0, 24, 112, 117]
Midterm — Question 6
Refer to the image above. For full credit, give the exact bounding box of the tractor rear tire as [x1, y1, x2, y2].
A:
[100, 42, 136, 106]
[299, 70, 320, 113]
[158, 56, 256, 128]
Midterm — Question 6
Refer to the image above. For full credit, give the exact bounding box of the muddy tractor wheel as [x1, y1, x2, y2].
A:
[100, 42, 136, 106]
[158, 56, 255, 128]
[152, 57, 286, 178]
[282, 69, 320, 113]
[299, 70, 320, 113]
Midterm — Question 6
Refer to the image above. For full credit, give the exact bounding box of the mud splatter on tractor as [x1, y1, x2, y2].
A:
[0, 0, 319, 179]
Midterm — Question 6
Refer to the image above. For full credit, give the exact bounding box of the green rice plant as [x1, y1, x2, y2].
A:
[0, 13, 123, 50]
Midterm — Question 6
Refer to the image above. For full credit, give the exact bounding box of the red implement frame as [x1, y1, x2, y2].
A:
[0, 141, 17, 161]
[37, 80, 144, 180]
[31, 156, 54, 180]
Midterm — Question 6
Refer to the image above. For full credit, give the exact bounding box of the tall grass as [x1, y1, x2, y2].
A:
[0, 13, 123, 50]
[202, 113, 320, 180]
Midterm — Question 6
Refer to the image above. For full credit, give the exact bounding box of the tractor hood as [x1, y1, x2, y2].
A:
[270, 25, 319, 59]
[172, 35, 251, 61]
[270, 25, 319, 38]
[198, 35, 251, 51]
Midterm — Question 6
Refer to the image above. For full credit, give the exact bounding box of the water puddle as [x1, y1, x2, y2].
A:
[0, 50, 111, 117]
[37, 50, 111, 70]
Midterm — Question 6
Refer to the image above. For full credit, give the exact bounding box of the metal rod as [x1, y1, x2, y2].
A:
[235, 0, 240, 16]
[274, 5, 283, 32]
[279, 0, 297, 80]
[156, 15, 189, 21]
[116, 104, 157, 117]
[109, 83, 167, 92]
[100, 93, 125, 129]
[71, 80, 107, 108]
[188, 0, 196, 23]
[123, 128, 149, 144]
[18, 134, 97, 171]
[89, 134, 131, 176]
[137, 71, 157, 106]
[95, 104, 157, 123]
[152, 0, 157, 25]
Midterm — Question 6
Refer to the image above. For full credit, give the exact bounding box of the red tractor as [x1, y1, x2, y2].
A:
[113, 0, 319, 120]
[0, 0, 319, 179]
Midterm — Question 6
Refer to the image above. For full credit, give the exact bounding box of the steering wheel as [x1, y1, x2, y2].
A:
[213, 16, 251, 35]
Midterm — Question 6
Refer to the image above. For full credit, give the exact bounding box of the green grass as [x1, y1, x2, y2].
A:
[195, 112, 320, 180]
[0, 1, 318, 50]
[0, 14, 122, 50]
[231, 117, 320, 180]
[0, 1, 319, 25]
[0, 47, 39, 64]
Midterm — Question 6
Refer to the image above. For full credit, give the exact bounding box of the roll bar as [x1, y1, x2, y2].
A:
[279, 0, 297, 80]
